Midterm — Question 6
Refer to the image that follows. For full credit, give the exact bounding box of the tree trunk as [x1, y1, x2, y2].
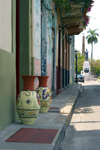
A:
[91, 42, 93, 59]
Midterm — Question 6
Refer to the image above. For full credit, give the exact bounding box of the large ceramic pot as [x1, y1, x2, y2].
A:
[35, 76, 52, 113]
[16, 75, 40, 124]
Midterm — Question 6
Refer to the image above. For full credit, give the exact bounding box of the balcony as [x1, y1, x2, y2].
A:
[55, 0, 94, 35]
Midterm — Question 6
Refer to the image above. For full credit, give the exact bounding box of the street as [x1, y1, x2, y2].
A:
[60, 81, 100, 150]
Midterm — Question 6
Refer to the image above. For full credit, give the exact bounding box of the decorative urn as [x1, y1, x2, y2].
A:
[16, 75, 40, 124]
[35, 76, 52, 113]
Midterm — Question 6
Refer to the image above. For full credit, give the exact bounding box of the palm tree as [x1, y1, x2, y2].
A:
[86, 28, 99, 59]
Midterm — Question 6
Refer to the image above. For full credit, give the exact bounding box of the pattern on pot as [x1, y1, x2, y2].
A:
[35, 87, 52, 113]
[17, 91, 40, 122]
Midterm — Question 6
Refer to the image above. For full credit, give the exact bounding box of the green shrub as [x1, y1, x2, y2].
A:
[98, 76, 100, 79]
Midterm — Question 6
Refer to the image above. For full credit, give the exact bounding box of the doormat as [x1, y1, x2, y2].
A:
[6, 128, 58, 144]
[49, 107, 59, 109]
[49, 107, 60, 113]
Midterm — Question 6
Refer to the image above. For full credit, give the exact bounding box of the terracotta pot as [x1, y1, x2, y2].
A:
[22, 75, 36, 91]
[35, 76, 52, 113]
[16, 75, 40, 124]
[38, 76, 49, 87]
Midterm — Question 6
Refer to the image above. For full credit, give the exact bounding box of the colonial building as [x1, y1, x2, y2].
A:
[0, 0, 93, 130]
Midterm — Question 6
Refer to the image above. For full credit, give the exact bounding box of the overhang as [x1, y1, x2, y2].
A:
[57, 1, 85, 35]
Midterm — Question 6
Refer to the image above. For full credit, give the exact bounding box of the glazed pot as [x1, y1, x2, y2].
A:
[16, 75, 40, 124]
[35, 76, 52, 113]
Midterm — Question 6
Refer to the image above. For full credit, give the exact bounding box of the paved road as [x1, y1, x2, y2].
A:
[60, 81, 100, 150]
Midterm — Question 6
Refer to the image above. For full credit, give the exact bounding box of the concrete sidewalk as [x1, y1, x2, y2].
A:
[0, 83, 82, 150]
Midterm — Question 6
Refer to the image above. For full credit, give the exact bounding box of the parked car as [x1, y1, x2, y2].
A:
[74, 74, 84, 82]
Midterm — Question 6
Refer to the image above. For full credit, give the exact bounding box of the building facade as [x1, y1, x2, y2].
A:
[0, 0, 86, 130]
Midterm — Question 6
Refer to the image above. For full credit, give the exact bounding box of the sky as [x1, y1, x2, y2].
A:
[75, 0, 100, 60]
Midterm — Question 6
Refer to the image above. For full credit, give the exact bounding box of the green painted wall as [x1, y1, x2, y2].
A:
[19, 0, 31, 91]
[0, 0, 18, 130]
[0, 51, 18, 130]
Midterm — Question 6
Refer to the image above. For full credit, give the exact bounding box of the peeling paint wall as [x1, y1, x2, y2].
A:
[33, 0, 57, 91]
[52, 14, 57, 91]
[33, 0, 41, 59]
[41, 0, 52, 89]
[46, 0, 52, 90]
[41, 0, 47, 76]
[33, 0, 41, 89]
[43, 0, 57, 91]
[46, 5, 52, 64]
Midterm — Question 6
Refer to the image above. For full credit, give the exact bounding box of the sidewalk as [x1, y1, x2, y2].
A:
[0, 83, 82, 150]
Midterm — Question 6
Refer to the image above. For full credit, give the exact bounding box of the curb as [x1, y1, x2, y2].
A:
[53, 84, 82, 150]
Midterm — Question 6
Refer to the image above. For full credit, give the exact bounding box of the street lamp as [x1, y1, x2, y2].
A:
[75, 50, 77, 83]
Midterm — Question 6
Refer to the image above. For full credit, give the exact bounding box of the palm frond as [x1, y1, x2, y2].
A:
[95, 33, 99, 36]
[88, 37, 92, 44]
[86, 35, 91, 39]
